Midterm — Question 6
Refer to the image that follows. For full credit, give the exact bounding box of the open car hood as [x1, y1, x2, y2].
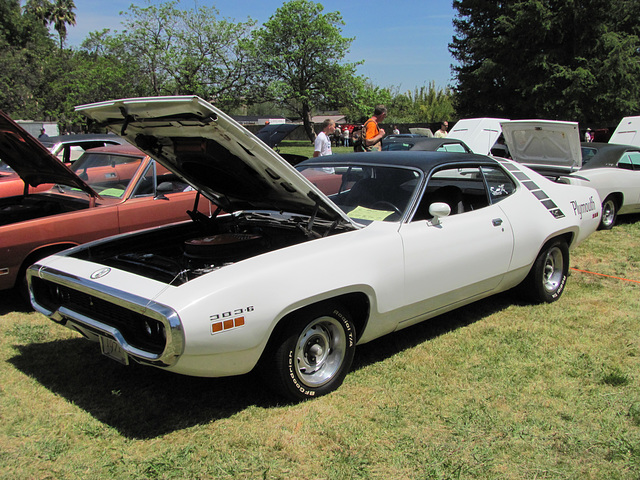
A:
[609, 116, 640, 146]
[75, 96, 355, 224]
[0, 110, 99, 196]
[501, 120, 582, 171]
[255, 123, 299, 148]
[448, 117, 509, 155]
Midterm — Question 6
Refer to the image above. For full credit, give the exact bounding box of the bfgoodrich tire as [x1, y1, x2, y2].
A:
[266, 302, 356, 401]
[521, 239, 569, 303]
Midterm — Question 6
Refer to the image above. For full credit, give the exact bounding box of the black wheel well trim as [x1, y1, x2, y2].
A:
[603, 192, 623, 208]
[259, 292, 371, 361]
[549, 232, 573, 249]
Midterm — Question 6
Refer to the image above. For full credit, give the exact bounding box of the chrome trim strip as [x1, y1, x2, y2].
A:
[27, 264, 184, 366]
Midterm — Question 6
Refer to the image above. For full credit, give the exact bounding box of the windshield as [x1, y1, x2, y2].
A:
[70, 152, 143, 198]
[298, 165, 421, 222]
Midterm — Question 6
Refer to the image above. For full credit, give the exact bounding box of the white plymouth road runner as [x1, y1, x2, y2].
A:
[501, 119, 640, 230]
[28, 96, 601, 400]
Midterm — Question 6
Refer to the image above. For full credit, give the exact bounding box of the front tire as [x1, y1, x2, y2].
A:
[599, 196, 617, 230]
[266, 302, 356, 400]
[521, 239, 569, 303]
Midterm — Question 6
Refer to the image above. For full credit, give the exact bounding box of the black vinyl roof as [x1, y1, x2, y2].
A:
[297, 150, 497, 175]
[580, 142, 640, 170]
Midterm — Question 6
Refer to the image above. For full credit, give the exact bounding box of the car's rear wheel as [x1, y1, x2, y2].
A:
[599, 196, 617, 230]
[521, 239, 569, 303]
[266, 302, 356, 400]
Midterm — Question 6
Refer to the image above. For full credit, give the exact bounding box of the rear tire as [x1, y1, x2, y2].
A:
[599, 196, 617, 230]
[521, 239, 569, 303]
[265, 302, 356, 401]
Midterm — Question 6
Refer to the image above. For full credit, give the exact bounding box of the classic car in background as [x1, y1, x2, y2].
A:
[501, 119, 640, 229]
[1, 132, 128, 198]
[0, 112, 211, 296]
[29, 96, 600, 401]
[383, 118, 506, 155]
[382, 135, 473, 152]
[447, 117, 509, 155]
[39, 133, 128, 163]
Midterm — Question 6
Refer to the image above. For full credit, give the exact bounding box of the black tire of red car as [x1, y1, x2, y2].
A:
[521, 239, 569, 304]
[266, 302, 356, 401]
[599, 196, 618, 230]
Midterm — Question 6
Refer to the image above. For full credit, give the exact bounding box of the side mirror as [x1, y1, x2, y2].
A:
[429, 202, 451, 225]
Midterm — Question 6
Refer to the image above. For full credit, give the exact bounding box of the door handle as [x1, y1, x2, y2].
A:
[492, 218, 503, 227]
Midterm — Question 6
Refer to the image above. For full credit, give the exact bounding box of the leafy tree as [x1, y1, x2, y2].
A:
[24, 0, 76, 50]
[250, 0, 362, 140]
[338, 77, 391, 124]
[0, 0, 56, 118]
[96, 1, 257, 107]
[450, 0, 640, 124]
[387, 82, 455, 124]
[50, 0, 76, 50]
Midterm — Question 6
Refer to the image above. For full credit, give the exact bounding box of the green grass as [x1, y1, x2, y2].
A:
[1, 216, 640, 479]
[277, 139, 356, 159]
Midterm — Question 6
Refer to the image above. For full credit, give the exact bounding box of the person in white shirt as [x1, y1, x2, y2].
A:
[313, 119, 336, 157]
[435, 121, 449, 138]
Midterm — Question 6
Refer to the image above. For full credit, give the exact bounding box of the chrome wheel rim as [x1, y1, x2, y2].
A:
[602, 200, 615, 227]
[294, 316, 346, 387]
[542, 246, 564, 293]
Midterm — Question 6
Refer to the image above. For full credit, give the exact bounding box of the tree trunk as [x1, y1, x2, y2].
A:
[301, 103, 315, 143]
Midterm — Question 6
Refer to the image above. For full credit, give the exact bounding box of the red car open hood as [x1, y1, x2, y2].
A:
[0, 110, 99, 197]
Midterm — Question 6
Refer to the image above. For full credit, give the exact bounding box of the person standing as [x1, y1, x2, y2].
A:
[585, 128, 594, 142]
[342, 126, 350, 147]
[434, 121, 449, 138]
[363, 105, 387, 152]
[38, 128, 49, 140]
[392, 125, 400, 135]
[313, 119, 336, 157]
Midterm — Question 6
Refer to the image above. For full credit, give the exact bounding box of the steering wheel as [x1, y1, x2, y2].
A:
[372, 201, 402, 215]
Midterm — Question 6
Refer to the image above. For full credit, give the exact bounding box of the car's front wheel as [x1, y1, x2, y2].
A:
[521, 239, 569, 303]
[266, 302, 356, 401]
[599, 196, 618, 230]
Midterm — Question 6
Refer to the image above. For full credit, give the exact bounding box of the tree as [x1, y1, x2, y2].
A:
[450, 0, 640, 124]
[0, 0, 57, 118]
[50, 0, 76, 50]
[250, 0, 362, 141]
[387, 82, 455, 124]
[99, 1, 257, 106]
[24, 0, 76, 50]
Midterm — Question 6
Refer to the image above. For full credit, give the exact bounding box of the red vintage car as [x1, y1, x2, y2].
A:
[1, 134, 128, 198]
[0, 110, 212, 296]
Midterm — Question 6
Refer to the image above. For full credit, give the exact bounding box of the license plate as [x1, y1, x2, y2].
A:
[99, 336, 129, 365]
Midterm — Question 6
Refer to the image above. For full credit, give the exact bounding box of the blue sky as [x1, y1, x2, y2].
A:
[65, 0, 458, 92]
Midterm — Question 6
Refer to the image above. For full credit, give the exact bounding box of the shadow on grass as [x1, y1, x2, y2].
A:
[8, 292, 514, 439]
[0, 289, 31, 315]
[351, 291, 515, 371]
[616, 212, 640, 227]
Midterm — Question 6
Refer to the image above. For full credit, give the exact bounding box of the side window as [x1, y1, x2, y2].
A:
[436, 143, 467, 153]
[132, 162, 155, 197]
[619, 152, 640, 170]
[481, 166, 517, 204]
[413, 166, 489, 221]
[133, 161, 192, 197]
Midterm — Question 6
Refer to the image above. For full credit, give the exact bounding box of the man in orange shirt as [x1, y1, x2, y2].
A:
[363, 105, 387, 151]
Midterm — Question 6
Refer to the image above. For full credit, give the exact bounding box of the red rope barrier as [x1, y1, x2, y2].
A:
[570, 267, 640, 285]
